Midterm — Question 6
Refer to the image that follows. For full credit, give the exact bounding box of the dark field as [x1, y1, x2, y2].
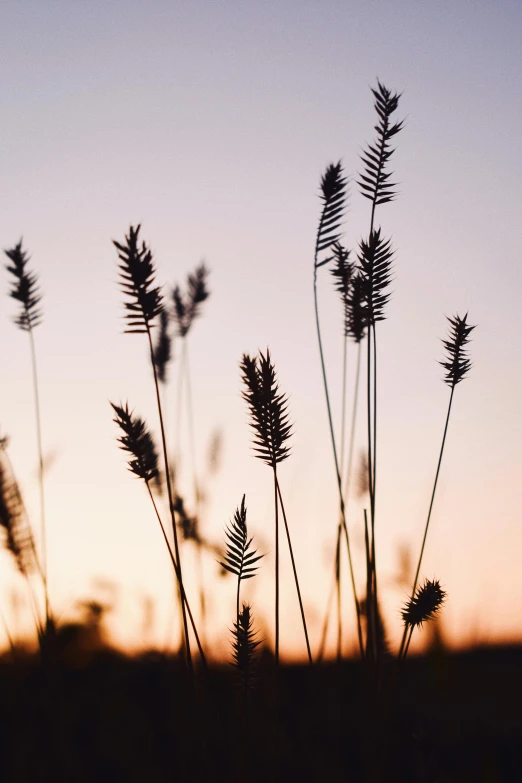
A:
[1, 642, 520, 782]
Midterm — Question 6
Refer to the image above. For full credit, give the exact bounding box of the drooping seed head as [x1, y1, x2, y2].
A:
[110, 402, 160, 483]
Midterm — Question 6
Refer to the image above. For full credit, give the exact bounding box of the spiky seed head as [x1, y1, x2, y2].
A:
[0, 454, 36, 576]
[154, 309, 172, 384]
[440, 313, 476, 387]
[4, 239, 43, 331]
[358, 80, 404, 206]
[402, 578, 446, 629]
[171, 262, 210, 337]
[231, 602, 261, 690]
[315, 162, 347, 261]
[219, 495, 263, 580]
[347, 273, 366, 343]
[240, 350, 292, 467]
[110, 402, 159, 483]
[357, 228, 394, 326]
[113, 224, 163, 334]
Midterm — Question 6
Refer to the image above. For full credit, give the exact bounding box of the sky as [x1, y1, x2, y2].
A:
[1, 0, 521, 659]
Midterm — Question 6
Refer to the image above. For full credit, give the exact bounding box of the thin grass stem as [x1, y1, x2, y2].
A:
[314, 267, 364, 657]
[147, 331, 194, 680]
[28, 329, 50, 629]
[145, 481, 207, 668]
[272, 466, 279, 666]
[399, 386, 455, 657]
[275, 476, 312, 664]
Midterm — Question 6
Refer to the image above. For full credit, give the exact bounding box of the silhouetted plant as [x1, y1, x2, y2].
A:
[0, 441, 45, 641]
[240, 350, 312, 664]
[401, 578, 446, 658]
[171, 262, 210, 339]
[357, 81, 403, 660]
[399, 314, 476, 657]
[169, 262, 211, 646]
[110, 401, 206, 666]
[3, 239, 51, 630]
[114, 225, 194, 677]
[154, 309, 172, 385]
[313, 164, 364, 659]
[231, 603, 261, 694]
[219, 495, 263, 630]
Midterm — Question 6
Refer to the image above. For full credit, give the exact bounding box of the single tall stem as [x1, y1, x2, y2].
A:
[398, 385, 456, 658]
[272, 465, 279, 665]
[371, 324, 379, 654]
[147, 330, 193, 680]
[28, 328, 50, 628]
[183, 341, 207, 645]
[314, 267, 364, 657]
[146, 482, 207, 668]
[275, 476, 313, 664]
[336, 335, 348, 661]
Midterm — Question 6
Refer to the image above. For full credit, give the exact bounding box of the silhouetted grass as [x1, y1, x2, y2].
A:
[0, 79, 487, 782]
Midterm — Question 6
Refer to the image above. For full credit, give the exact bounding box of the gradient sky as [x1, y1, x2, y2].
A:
[1, 0, 521, 658]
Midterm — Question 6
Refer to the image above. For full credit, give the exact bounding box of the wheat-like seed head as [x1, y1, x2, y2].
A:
[440, 313, 476, 387]
[315, 162, 347, 264]
[240, 350, 292, 467]
[113, 225, 163, 334]
[4, 239, 43, 331]
[110, 402, 160, 483]
[171, 262, 210, 338]
[154, 309, 172, 384]
[358, 80, 404, 207]
[219, 495, 263, 581]
[0, 451, 36, 577]
[357, 228, 394, 326]
[231, 602, 261, 691]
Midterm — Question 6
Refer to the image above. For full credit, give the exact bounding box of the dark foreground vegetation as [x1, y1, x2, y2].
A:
[0, 642, 520, 782]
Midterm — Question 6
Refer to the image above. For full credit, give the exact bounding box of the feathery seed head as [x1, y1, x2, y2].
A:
[111, 402, 159, 483]
[154, 309, 172, 384]
[4, 239, 43, 331]
[358, 80, 404, 206]
[347, 273, 367, 343]
[219, 495, 263, 580]
[316, 162, 347, 262]
[113, 225, 163, 334]
[231, 602, 261, 690]
[358, 228, 394, 326]
[402, 578, 446, 629]
[240, 350, 292, 467]
[0, 453, 36, 576]
[440, 313, 476, 387]
[171, 262, 210, 337]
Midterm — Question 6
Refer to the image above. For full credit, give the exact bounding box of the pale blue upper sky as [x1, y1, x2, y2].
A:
[1, 0, 521, 655]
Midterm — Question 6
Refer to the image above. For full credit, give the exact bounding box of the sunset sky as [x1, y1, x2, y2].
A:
[1, 0, 521, 659]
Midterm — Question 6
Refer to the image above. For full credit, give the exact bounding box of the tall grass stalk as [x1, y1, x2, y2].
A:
[314, 165, 364, 658]
[398, 314, 475, 657]
[171, 264, 210, 645]
[357, 81, 403, 658]
[240, 350, 310, 665]
[4, 240, 52, 632]
[114, 225, 194, 678]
